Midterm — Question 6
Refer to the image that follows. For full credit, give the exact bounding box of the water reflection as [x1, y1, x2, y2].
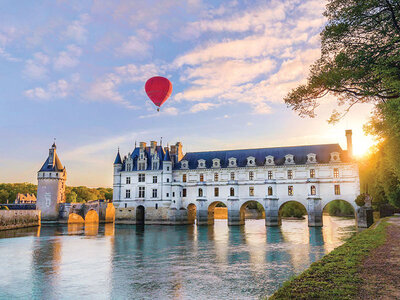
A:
[0, 216, 355, 300]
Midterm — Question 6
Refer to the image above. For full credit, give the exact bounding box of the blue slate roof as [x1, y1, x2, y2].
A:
[176, 144, 347, 169]
[121, 145, 167, 171]
[39, 153, 64, 172]
[114, 151, 122, 165]
[163, 149, 171, 161]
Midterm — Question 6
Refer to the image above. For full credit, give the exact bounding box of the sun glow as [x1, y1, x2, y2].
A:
[352, 134, 376, 158]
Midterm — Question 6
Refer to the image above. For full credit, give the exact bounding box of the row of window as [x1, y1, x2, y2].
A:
[125, 184, 341, 199]
[126, 174, 171, 184]
[182, 169, 340, 182]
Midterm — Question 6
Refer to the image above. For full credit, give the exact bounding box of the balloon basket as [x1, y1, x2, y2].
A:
[157, 108, 160, 112]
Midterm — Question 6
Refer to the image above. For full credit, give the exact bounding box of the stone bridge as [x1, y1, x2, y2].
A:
[58, 200, 115, 223]
[184, 195, 367, 227]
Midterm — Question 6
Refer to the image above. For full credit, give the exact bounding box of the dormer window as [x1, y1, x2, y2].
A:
[228, 157, 237, 167]
[307, 153, 317, 164]
[246, 156, 256, 167]
[265, 155, 274, 165]
[198, 159, 206, 169]
[330, 152, 341, 162]
[212, 158, 220, 168]
[285, 154, 295, 164]
[181, 160, 188, 169]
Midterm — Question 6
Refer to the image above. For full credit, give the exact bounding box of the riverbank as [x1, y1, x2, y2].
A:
[269, 217, 400, 299]
[0, 210, 41, 231]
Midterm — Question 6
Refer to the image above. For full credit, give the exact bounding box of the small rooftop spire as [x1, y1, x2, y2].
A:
[52, 138, 57, 149]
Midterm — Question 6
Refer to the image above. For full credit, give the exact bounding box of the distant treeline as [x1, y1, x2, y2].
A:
[0, 183, 112, 204]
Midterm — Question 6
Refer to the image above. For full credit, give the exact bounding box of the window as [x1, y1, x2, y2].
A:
[126, 177, 131, 184]
[124, 203, 127, 208]
[333, 168, 339, 178]
[152, 162, 158, 170]
[287, 170, 293, 179]
[249, 171, 254, 180]
[334, 184, 340, 195]
[198, 188, 203, 197]
[166, 178, 170, 183]
[166, 193, 169, 197]
[183, 188, 187, 197]
[138, 162, 146, 170]
[288, 186, 294, 196]
[125, 189, 131, 198]
[153, 176, 157, 183]
[268, 186, 273, 196]
[152, 189, 157, 198]
[230, 187, 235, 197]
[311, 185, 316, 195]
[249, 187, 254, 196]
[214, 187, 219, 197]
[214, 173, 219, 181]
[138, 187, 145, 198]
[155, 203, 158, 209]
[200, 173, 204, 182]
[138, 174, 145, 182]
[167, 166, 170, 171]
[173, 192, 175, 197]
[310, 169, 315, 179]
[230, 172, 235, 180]
[268, 171, 273, 180]
[183, 174, 187, 182]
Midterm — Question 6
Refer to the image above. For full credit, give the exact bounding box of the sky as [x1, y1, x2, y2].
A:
[0, 0, 376, 187]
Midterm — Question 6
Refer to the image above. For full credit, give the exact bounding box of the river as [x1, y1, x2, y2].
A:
[0, 216, 355, 299]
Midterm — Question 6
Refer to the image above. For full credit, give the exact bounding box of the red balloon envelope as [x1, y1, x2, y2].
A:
[145, 76, 173, 110]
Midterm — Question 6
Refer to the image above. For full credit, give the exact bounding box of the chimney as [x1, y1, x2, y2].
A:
[151, 141, 157, 149]
[170, 145, 176, 155]
[345, 130, 353, 158]
[176, 142, 183, 161]
[139, 142, 146, 150]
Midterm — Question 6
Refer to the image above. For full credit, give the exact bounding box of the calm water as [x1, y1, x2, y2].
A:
[0, 216, 355, 300]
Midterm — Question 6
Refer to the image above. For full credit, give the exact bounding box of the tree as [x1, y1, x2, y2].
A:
[285, 0, 400, 122]
[66, 191, 77, 203]
[0, 190, 9, 204]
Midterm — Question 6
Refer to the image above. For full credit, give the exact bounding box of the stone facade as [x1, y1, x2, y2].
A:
[113, 131, 362, 227]
[0, 210, 41, 230]
[36, 143, 67, 221]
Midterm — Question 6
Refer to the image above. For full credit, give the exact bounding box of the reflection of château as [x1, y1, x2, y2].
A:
[113, 130, 361, 226]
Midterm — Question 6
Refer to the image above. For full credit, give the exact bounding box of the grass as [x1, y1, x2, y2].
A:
[268, 220, 389, 300]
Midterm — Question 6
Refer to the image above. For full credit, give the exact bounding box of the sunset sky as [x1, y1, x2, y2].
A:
[0, 0, 375, 187]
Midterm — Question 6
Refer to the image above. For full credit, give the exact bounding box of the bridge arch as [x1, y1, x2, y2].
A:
[278, 201, 308, 225]
[136, 205, 145, 225]
[68, 213, 84, 224]
[85, 209, 99, 224]
[322, 199, 356, 219]
[239, 200, 265, 225]
[187, 203, 197, 225]
[208, 200, 228, 225]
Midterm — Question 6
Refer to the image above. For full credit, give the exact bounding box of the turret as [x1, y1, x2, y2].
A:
[37, 142, 67, 221]
[113, 148, 122, 203]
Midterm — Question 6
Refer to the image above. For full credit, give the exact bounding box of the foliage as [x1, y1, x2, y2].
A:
[0, 183, 113, 204]
[355, 194, 366, 207]
[0, 183, 37, 204]
[284, 0, 400, 122]
[269, 220, 389, 299]
[326, 200, 355, 216]
[280, 202, 307, 218]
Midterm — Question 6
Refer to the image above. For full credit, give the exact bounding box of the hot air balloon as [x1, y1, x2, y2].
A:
[145, 76, 173, 111]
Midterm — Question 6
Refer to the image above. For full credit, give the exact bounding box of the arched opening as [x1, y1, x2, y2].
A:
[323, 199, 356, 218]
[278, 201, 307, 225]
[85, 210, 99, 224]
[239, 201, 265, 225]
[208, 201, 227, 225]
[187, 203, 197, 224]
[136, 205, 145, 225]
[68, 213, 84, 224]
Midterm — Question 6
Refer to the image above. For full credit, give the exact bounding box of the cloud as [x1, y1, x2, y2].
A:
[0, 47, 20, 62]
[64, 14, 90, 43]
[86, 73, 125, 104]
[189, 102, 218, 113]
[23, 52, 50, 80]
[116, 30, 153, 58]
[24, 79, 70, 100]
[53, 44, 82, 70]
